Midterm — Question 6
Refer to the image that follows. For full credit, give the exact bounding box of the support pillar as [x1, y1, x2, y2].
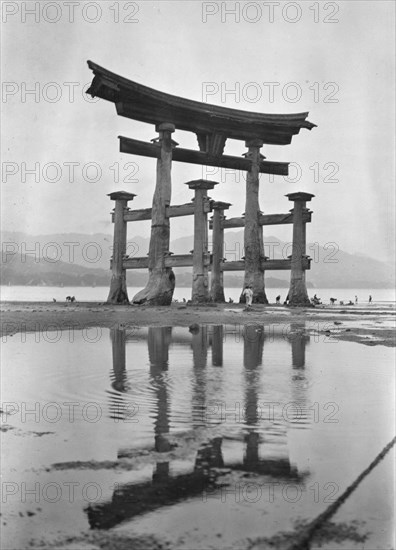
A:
[107, 191, 136, 304]
[186, 179, 218, 303]
[133, 123, 178, 305]
[210, 201, 231, 302]
[240, 139, 268, 304]
[286, 192, 314, 306]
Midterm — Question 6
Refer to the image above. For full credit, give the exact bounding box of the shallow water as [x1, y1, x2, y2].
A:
[1, 324, 394, 549]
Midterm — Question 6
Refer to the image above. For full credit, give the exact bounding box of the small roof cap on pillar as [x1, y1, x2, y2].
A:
[211, 201, 232, 209]
[108, 191, 137, 201]
[185, 179, 219, 190]
[286, 192, 315, 202]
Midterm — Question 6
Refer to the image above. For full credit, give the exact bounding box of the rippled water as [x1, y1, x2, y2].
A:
[1, 324, 394, 549]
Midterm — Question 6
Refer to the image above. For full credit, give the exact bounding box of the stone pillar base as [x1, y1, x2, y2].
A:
[107, 275, 129, 304]
[192, 273, 210, 303]
[211, 286, 225, 303]
[132, 268, 175, 305]
[288, 279, 312, 306]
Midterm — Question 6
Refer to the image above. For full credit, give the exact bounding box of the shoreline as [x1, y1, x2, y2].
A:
[1, 301, 395, 347]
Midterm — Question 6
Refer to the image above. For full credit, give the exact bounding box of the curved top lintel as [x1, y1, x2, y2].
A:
[87, 60, 317, 145]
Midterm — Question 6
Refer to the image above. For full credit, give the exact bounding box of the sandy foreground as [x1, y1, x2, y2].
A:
[1, 301, 395, 347]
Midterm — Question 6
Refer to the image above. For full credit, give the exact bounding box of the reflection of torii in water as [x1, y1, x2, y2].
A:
[191, 324, 208, 427]
[236, 325, 303, 477]
[147, 326, 172, 453]
[88, 325, 224, 530]
[289, 322, 311, 428]
[90, 325, 309, 530]
[243, 324, 264, 471]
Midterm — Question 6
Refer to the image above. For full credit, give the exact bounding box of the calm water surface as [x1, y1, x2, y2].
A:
[1, 324, 394, 549]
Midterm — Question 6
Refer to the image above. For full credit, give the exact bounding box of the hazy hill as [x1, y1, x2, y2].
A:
[1, 230, 394, 289]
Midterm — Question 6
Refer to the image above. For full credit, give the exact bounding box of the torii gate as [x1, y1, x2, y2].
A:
[87, 61, 316, 306]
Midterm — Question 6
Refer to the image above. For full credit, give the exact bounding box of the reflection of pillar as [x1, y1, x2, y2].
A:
[148, 326, 172, 367]
[245, 432, 260, 470]
[243, 324, 264, 371]
[148, 326, 172, 452]
[107, 191, 136, 304]
[286, 192, 314, 306]
[243, 325, 264, 469]
[211, 325, 223, 367]
[210, 201, 231, 302]
[240, 140, 268, 304]
[288, 323, 310, 433]
[186, 180, 218, 303]
[110, 327, 127, 392]
[191, 326, 208, 427]
[243, 326, 263, 427]
[289, 323, 309, 369]
[192, 325, 208, 368]
[195, 437, 224, 472]
[152, 461, 170, 484]
[133, 124, 178, 305]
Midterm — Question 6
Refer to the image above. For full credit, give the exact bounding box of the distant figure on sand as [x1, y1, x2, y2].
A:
[311, 294, 321, 306]
[369, 295, 372, 304]
[275, 295, 281, 304]
[355, 295, 358, 304]
[243, 285, 253, 308]
[228, 297, 234, 304]
[330, 297, 337, 305]
[283, 293, 290, 305]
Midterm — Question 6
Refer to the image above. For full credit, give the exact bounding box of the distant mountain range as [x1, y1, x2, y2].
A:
[1, 231, 394, 289]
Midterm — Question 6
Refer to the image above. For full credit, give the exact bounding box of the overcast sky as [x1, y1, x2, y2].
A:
[2, 0, 395, 262]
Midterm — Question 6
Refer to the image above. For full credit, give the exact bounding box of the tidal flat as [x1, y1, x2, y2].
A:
[1, 302, 395, 549]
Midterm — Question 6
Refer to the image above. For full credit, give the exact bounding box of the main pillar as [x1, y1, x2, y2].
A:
[240, 139, 268, 304]
[107, 191, 136, 304]
[186, 179, 218, 303]
[210, 201, 231, 302]
[286, 192, 314, 306]
[133, 123, 178, 305]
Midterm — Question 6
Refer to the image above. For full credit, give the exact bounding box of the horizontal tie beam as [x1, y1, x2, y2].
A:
[119, 136, 289, 176]
[209, 211, 312, 229]
[122, 254, 197, 270]
[121, 202, 199, 223]
[220, 258, 311, 271]
[121, 256, 310, 271]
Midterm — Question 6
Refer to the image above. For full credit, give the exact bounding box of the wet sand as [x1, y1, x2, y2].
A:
[1, 301, 395, 550]
[1, 301, 395, 347]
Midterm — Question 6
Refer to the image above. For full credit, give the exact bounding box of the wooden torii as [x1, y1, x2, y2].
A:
[87, 61, 316, 306]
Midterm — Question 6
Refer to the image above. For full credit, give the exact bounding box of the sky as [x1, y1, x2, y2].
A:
[1, 0, 395, 262]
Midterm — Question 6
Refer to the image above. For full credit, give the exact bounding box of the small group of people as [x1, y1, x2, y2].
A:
[238, 288, 374, 308]
[338, 295, 373, 306]
[275, 294, 290, 305]
[243, 287, 289, 307]
[311, 294, 322, 305]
